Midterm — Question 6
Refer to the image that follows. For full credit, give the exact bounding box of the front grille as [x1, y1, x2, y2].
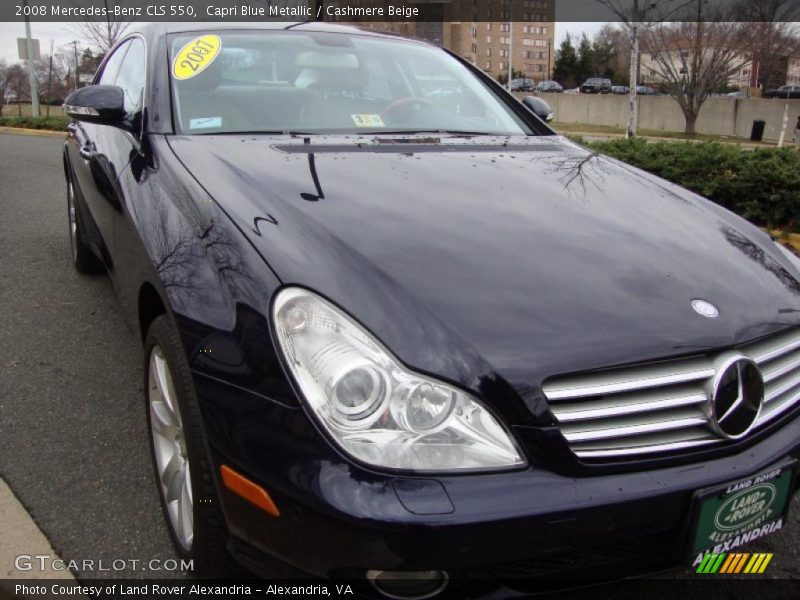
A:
[543, 328, 800, 460]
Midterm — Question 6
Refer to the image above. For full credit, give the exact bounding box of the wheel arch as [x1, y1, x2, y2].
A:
[62, 143, 70, 178]
[138, 281, 169, 342]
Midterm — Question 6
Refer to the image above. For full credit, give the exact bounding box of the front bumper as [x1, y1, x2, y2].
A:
[196, 374, 800, 591]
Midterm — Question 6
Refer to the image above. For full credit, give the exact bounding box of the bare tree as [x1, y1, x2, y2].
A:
[736, 0, 800, 90]
[67, 1, 139, 54]
[6, 64, 30, 116]
[643, 1, 752, 134]
[592, 24, 627, 81]
[595, 0, 693, 138]
[0, 59, 8, 117]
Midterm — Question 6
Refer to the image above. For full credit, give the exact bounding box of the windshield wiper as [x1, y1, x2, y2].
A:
[361, 129, 500, 136]
[194, 130, 321, 136]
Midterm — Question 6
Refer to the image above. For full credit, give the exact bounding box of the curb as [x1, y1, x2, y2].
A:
[561, 130, 778, 148]
[0, 478, 76, 579]
[0, 127, 67, 138]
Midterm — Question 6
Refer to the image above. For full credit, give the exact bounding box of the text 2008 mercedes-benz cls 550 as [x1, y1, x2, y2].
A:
[62, 21, 800, 599]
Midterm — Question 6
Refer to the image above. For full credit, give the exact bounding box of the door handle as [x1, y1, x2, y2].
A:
[79, 144, 94, 160]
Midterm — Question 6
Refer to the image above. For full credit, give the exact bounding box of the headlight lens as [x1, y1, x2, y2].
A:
[272, 287, 527, 472]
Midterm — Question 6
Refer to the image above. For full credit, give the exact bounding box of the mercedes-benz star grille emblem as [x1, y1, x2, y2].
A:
[707, 355, 764, 439]
[691, 298, 720, 318]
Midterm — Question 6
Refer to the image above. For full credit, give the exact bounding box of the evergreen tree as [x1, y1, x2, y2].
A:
[576, 34, 596, 83]
[552, 34, 578, 87]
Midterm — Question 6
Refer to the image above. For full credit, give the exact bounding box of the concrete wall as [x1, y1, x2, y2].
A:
[514, 92, 800, 141]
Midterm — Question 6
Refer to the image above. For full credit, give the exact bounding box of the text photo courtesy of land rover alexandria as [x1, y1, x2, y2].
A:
[61, 21, 800, 599]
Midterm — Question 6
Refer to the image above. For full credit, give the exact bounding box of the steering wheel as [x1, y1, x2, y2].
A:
[380, 96, 437, 120]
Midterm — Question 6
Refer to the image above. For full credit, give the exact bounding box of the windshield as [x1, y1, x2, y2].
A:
[169, 30, 532, 136]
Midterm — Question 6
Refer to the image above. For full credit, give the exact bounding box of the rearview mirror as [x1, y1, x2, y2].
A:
[63, 85, 126, 126]
[522, 96, 555, 122]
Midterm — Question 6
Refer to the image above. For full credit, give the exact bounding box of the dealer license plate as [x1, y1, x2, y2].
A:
[690, 462, 795, 555]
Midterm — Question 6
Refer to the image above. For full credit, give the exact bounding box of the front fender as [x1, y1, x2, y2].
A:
[120, 135, 295, 408]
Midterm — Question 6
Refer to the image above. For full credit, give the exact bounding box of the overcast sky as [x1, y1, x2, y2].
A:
[0, 21, 608, 64]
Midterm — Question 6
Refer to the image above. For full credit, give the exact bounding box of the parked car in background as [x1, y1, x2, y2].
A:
[580, 77, 612, 94]
[509, 78, 535, 92]
[763, 85, 800, 99]
[636, 85, 659, 95]
[726, 91, 747, 98]
[611, 85, 629, 95]
[535, 80, 563, 93]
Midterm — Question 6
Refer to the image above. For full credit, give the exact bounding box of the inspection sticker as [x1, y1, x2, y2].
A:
[172, 35, 221, 80]
[351, 114, 385, 128]
[189, 117, 223, 130]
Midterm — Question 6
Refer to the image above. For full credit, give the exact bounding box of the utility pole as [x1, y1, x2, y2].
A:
[23, 0, 39, 117]
[104, 0, 112, 47]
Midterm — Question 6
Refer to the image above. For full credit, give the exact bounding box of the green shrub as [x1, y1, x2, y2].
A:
[585, 138, 800, 232]
[0, 116, 69, 131]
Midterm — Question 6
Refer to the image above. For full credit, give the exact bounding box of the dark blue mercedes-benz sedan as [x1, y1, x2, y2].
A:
[61, 20, 800, 599]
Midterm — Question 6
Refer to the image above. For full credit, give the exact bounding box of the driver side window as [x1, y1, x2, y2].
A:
[96, 41, 129, 86]
[114, 38, 146, 115]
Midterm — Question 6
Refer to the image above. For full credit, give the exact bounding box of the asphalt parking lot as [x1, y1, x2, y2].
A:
[0, 133, 178, 579]
[0, 132, 798, 593]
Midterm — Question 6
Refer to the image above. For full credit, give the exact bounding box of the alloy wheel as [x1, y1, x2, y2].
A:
[148, 346, 194, 551]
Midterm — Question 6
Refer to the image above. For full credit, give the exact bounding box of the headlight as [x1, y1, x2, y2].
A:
[775, 241, 800, 272]
[272, 287, 527, 472]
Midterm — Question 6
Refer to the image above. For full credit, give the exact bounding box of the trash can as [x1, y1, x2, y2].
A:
[750, 119, 766, 141]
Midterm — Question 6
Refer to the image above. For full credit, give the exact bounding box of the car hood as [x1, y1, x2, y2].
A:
[167, 134, 800, 405]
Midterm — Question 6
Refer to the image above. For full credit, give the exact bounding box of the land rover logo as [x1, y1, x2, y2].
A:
[714, 483, 778, 531]
[708, 355, 763, 439]
[691, 299, 719, 318]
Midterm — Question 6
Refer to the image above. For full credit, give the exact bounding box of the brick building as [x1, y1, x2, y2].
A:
[331, 0, 556, 83]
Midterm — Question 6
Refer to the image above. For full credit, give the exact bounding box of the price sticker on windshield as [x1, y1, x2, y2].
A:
[172, 35, 221, 81]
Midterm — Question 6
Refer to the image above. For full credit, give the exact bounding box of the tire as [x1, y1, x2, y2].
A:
[66, 173, 104, 274]
[144, 315, 232, 576]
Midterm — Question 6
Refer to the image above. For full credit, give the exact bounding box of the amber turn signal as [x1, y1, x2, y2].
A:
[220, 465, 280, 517]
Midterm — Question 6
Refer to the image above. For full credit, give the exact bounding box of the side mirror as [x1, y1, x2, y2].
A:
[522, 95, 555, 122]
[63, 85, 126, 126]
